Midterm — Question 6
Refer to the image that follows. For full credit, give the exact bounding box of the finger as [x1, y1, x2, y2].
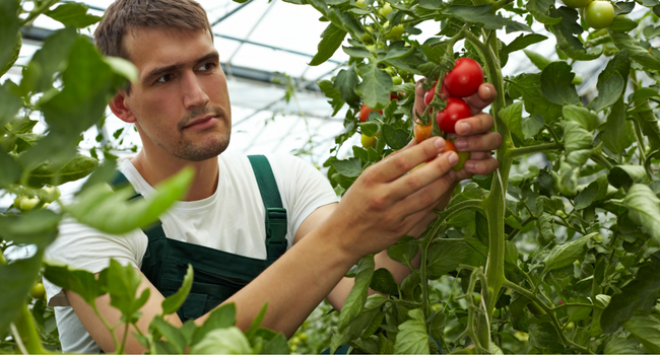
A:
[369, 137, 447, 182]
[393, 171, 456, 218]
[453, 132, 502, 152]
[464, 83, 497, 115]
[414, 79, 428, 121]
[454, 112, 495, 136]
[465, 151, 493, 160]
[463, 157, 500, 175]
[385, 138, 418, 158]
[387, 149, 458, 201]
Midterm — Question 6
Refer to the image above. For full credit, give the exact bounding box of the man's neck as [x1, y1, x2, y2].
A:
[130, 150, 219, 201]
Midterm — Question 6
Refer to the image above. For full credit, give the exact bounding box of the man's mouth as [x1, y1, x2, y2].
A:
[183, 114, 219, 131]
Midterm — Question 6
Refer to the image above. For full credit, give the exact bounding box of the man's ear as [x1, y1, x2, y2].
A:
[109, 92, 137, 123]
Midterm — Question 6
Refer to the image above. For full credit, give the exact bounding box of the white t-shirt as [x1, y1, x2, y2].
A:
[43, 153, 338, 353]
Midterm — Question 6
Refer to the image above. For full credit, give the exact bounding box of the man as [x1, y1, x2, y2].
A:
[43, 0, 502, 353]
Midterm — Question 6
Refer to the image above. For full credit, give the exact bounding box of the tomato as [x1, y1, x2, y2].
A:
[43, 186, 61, 202]
[30, 282, 46, 300]
[390, 93, 400, 101]
[392, 76, 403, 85]
[19, 197, 40, 211]
[414, 122, 433, 143]
[584, 1, 614, 29]
[13, 195, 26, 209]
[436, 97, 472, 134]
[361, 133, 376, 148]
[386, 24, 404, 40]
[455, 151, 471, 171]
[359, 104, 382, 122]
[443, 58, 484, 98]
[379, 2, 392, 17]
[424, 82, 451, 106]
[561, 0, 592, 8]
[443, 140, 457, 153]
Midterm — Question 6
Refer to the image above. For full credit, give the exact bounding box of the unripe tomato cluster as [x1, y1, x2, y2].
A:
[13, 186, 60, 212]
[414, 58, 484, 170]
[562, 0, 615, 29]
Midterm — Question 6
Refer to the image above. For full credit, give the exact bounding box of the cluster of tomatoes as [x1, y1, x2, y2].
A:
[415, 58, 484, 170]
[562, 0, 615, 29]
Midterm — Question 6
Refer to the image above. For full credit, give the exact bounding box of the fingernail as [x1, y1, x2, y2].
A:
[447, 151, 458, 165]
[465, 161, 475, 170]
[483, 85, 491, 97]
[457, 122, 470, 133]
[454, 139, 467, 150]
[434, 137, 445, 150]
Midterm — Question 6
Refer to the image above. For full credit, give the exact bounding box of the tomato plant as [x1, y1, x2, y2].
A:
[584, 1, 615, 29]
[359, 104, 383, 122]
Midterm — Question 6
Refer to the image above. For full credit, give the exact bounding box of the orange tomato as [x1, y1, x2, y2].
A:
[414, 122, 433, 143]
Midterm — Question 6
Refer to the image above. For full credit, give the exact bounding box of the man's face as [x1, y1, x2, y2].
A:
[122, 27, 231, 161]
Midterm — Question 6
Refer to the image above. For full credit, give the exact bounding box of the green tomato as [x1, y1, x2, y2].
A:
[361, 133, 376, 148]
[453, 151, 471, 172]
[20, 197, 40, 211]
[42, 186, 61, 202]
[378, 2, 393, 17]
[584, 1, 614, 29]
[561, 0, 592, 8]
[356, 0, 367, 6]
[385, 24, 404, 40]
[30, 283, 46, 300]
[13, 195, 27, 209]
[392, 76, 403, 85]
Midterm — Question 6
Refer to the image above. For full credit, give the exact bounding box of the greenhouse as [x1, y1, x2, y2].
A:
[1, 0, 660, 353]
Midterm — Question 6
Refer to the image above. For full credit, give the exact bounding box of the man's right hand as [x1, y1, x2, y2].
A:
[327, 136, 458, 260]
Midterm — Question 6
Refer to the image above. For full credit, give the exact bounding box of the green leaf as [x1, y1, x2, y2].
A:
[624, 315, 660, 353]
[562, 105, 599, 132]
[161, 264, 193, 315]
[387, 236, 419, 267]
[550, 7, 602, 61]
[25, 29, 79, 90]
[0, 0, 20, 76]
[537, 213, 555, 245]
[360, 122, 380, 136]
[526, 0, 562, 25]
[591, 72, 625, 113]
[601, 252, 660, 333]
[523, 49, 551, 70]
[598, 50, 631, 92]
[603, 97, 633, 155]
[609, 17, 638, 32]
[615, 1, 636, 14]
[0, 210, 60, 247]
[608, 30, 660, 70]
[543, 233, 592, 273]
[625, 184, 660, 244]
[369, 268, 399, 295]
[192, 303, 237, 345]
[427, 241, 471, 278]
[0, 150, 21, 188]
[604, 337, 645, 354]
[507, 73, 562, 123]
[149, 315, 187, 354]
[309, 23, 347, 66]
[67, 167, 193, 235]
[262, 333, 290, 354]
[0, 250, 44, 335]
[245, 302, 268, 339]
[26, 153, 98, 188]
[43, 260, 104, 305]
[382, 124, 410, 150]
[337, 255, 375, 331]
[332, 157, 362, 178]
[46, 2, 102, 28]
[504, 34, 548, 54]
[609, 166, 647, 190]
[394, 308, 430, 354]
[540, 62, 580, 106]
[575, 180, 599, 210]
[356, 63, 392, 109]
[318, 80, 344, 116]
[343, 46, 370, 58]
[499, 101, 524, 140]
[191, 327, 253, 354]
[104, 56, 138, 83]
[334, 65, 360, 106]
[561, 121, 592, 153]
[444, 5, 532, 32]
[99, 259, 150, 323]
[0, 81, 21, 126]
[528, 322, 564, 351]
[505, 241, 519, 266]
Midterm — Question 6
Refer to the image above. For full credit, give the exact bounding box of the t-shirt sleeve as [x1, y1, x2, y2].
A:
[43, 217, 147, 307]
[268, 154, 339, 246]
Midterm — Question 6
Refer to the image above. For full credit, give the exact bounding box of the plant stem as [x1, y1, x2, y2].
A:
[644, 149, 660, 180]
[91, 303, 121, 352]
[590, 152, 615, 170]
[489, 0, 514, 12]
[435, 199, 484, 221]
[11, 303, 47, 354]
[508, 142, 563, 158]
[544, 124, 562, 144]
[21, 0, 59, 25]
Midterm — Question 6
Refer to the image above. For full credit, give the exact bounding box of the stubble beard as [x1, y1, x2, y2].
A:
[167, 106, 231, 162]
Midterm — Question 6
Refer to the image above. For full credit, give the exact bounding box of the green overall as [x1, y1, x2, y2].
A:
[111, 155, 288, 322]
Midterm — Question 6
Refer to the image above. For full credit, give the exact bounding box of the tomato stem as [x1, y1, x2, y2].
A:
[508, 142, 563, 158]
[11, 303, 47, 354]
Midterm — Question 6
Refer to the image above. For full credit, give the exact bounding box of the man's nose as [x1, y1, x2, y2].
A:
[181, 71, 209, 109]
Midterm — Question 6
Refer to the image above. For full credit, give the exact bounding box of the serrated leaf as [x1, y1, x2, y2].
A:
[370, 268, 399, 295]
[526, 0, 562, 25]
[310, 23, 347, 66]
[609, 166, 647, 189]
[605, 337, 646, 354]
[562, 121, 592, 153]
[382, 124, 409, 150]
[27, 153, 98, 188]
[624, 316, 660, 354]
[46, 3, 102, 28]
[499, 101, 524, 140]
[543, 233, 592, 273]
[335, 65, 361, 107]
[337, 255, 375, 331]
[591, 72, 625, 112]
[394, 308, 430, 354]
[149, 315, 187, 354]
[541, 62, 580, 106]
[0, 0, 20, 77]
[427, 241, 471, 278]
[99, 259, 150, 324]
[575, 180, 599, 210]
[67, 167, 193, 235]
[625, 184, 660, 244]
[318, 80, 345, 116]
[161, 265, 193, 315]
[332, 157, 362, 178]
[563, 105, 599, 132]
[192, 303, 236, 345]
[445, 5, 532, 32]
[603, 97, 633, 155]
[504, 34, 548, 54]
[550, 7, 602, 60]
[191, 327, 252, 354]
[521, 114, 544, 139]
[356, 63, 392, 109]
[608, 30, 660, 70]
[507, 73, 562, 123]
[387, 236, 419, 267]
[609, 17, 639, 32]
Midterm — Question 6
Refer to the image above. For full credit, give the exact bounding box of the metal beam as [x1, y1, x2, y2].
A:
[210, 0, 254, 27]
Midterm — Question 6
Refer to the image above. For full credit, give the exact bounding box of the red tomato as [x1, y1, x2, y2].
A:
[390, 93, 400, 101]
[414, 122, 433, 143]
[443, 140, 457, 153]
[359, 104, 382, 122]
[423, 82, 452, 106]
[444, 58, 484, 98]
[436, 98, 472, 134]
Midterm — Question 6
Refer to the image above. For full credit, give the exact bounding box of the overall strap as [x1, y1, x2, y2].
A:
[247, 155, 288, 264]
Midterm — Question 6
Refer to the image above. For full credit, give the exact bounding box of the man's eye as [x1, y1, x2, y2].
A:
[199, 63, 215, 71]
[156, 74, 172, 83]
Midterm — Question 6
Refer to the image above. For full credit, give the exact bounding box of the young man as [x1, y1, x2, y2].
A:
[44, 0, 502, 353]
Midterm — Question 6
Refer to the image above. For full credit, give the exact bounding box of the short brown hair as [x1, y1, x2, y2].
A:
[94, 0, 213, 60]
